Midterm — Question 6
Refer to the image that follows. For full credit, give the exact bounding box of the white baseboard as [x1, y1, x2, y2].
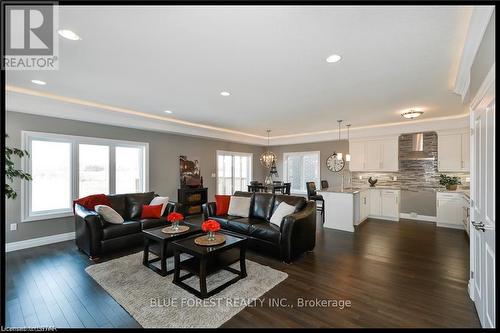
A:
[6, 232, 75, 252]
[436, 222, 465, 230]
[399, 213, 437, 222]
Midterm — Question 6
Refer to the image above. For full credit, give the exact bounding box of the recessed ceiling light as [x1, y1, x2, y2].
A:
[164, 110, 173, 114]
[31, 79, 46, 85]
[326, 54, 342, 63]
[402, 110, 424, 119]
[57, 29, 81, 40]
[220, 91, 231, 97]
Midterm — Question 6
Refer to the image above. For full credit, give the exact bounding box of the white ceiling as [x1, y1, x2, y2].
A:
[6, 5, 473, 143]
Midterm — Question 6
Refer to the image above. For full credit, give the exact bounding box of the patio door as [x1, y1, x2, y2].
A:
[216, 151, 253, 195]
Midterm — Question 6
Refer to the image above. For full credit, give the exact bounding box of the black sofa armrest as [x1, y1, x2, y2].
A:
[74, 203, 104, 257]
[279, 201, 316, 263]
[163, 201, 182, 217]
[202, 202, 217, 220]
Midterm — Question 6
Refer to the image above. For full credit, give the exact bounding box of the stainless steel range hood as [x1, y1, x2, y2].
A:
[400, 133, 434, 160]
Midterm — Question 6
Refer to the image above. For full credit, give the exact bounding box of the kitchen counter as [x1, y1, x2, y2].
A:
[436, 189, 470, 198]
[319, 186, 402, 194]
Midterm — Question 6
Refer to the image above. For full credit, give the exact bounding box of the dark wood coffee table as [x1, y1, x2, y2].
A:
[142, 223, 202, 276]
[171, 231, 248, 299]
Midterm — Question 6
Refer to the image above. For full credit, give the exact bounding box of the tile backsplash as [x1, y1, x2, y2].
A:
[351, 132, 469, 191]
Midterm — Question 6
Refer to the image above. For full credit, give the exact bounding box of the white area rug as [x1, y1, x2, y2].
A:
[85, 252, 287, 328]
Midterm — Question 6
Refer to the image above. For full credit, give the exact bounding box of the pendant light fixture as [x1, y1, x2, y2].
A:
[260, 129, 277, 168]
[345, 124, 351, 162]
[336, 120, 343, 160]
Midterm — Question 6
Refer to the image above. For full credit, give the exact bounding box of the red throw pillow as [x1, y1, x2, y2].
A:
[73, 194, 111, 213]
[141, 204, 163, 219]
[215, 195, 231, 216]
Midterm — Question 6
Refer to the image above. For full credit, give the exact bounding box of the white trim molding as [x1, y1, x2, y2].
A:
[5, 232, 76, 252]
[453, 6, 495, 101]
[8, 86, 471, 147]
[399, 213, 437, 223]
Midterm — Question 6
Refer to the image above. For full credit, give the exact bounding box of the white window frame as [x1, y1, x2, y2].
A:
[216, 150, 253, 195]
[21, 131, 149, 222]
[282, 151, 321, 195]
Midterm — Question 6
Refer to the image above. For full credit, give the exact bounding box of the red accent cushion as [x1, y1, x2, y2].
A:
[73, 194, 111, 213]
[141, 204, 163, 219]
[215, 195, 231, 216]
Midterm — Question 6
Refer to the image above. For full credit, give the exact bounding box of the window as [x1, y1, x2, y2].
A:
[79, 144, 110, 197]
[116, 146, 145, 194]
[216, 151, 253, 195]
[22, 132, 148, 221]
[283, 151, 320, 194]
[30, 140, 72, 214]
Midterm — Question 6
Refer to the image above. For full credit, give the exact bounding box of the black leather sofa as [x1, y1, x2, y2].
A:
[74, 191, 180, 259]
[201, 191, 316, 263]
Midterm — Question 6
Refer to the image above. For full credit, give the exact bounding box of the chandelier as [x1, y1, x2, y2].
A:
[260, 129, 277, 168]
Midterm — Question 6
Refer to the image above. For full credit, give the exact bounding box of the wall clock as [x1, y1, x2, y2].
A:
[326, 154, 345, 172]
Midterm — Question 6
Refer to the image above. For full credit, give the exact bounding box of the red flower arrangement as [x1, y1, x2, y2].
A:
[167, 212, 184, 222]
[201, 219, 221, 233]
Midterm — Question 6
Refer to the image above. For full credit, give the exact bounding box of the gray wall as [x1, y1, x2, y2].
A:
[5, 111, 265, 243]
[468, 10, 495, 102]
[267, 140, 350, 190]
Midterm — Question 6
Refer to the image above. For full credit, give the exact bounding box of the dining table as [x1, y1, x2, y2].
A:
[247, 183, 290, 194]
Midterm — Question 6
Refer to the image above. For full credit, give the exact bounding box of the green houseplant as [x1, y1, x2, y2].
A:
[5, 134, 32, 199]
[438, 174, 462, 191]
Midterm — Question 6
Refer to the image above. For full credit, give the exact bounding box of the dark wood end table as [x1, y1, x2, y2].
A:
[171, 232, 248, 299]
[142, 223, 202, 276]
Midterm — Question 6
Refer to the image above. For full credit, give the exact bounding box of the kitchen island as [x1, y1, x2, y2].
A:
[318, 187, 401, 232]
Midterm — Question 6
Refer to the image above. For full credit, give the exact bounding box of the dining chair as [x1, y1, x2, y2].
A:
[306, 182, 324, 223]
[283, 182, 291, 195]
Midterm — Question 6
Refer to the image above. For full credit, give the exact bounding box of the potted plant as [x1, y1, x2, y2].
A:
[5, 134, 32, 199]
[439, 174, 462, 191]
[202, 219, 221, 241]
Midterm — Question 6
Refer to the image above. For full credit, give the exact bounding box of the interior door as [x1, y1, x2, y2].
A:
[471, 100, 495, 328]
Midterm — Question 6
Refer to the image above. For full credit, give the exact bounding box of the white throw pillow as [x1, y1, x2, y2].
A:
[227, 196, 251, 218]
[95, 205, 124, 224]
[270, 202, 296, 227]
[150, 196, 169, 216]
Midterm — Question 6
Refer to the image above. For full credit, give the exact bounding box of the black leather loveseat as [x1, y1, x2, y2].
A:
[201, 191, 316, 263]
[75, 192, 180, 259]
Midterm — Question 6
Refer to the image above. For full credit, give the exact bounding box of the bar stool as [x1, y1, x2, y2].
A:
[306, 182, 324, 223]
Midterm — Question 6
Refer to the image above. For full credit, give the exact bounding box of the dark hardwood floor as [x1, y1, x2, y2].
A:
[5, 217, 480, 328]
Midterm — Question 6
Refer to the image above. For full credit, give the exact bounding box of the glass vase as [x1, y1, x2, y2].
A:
[172, 221, 180, 231]
[207, 231, 216, 241]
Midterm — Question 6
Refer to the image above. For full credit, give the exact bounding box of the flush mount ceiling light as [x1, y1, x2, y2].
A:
[402, 110, 424, 119]
[31, 79, 46, 85]
[220, 91, 231, 97]
[164, 110, 173, 114]
[326, 54, 342, 63]
[57, 29, 81, 40]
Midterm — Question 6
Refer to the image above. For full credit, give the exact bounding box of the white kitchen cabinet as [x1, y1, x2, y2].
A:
[349, 141, 365, 171]
[381, 190, 399, 219]
[381, 139, 399, 171]
[461, 132, 470, 171]
[437, 192, 465, 228]
[349, 136, 399, 172]
[438, 130, 470, 172]
[359, 190, 370, 222]
[364, 140, 382, 170]
[368, 189, 400, 221]
[369, 189, 381, 216]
